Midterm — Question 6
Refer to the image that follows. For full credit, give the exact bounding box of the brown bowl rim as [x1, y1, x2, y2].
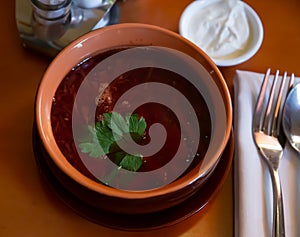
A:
[35, 23, 233, 199]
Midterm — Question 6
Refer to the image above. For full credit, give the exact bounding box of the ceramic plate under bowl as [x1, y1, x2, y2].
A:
[32, 124, 234, 231]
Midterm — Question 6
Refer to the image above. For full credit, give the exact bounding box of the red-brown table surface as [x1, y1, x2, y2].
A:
[1, 0, 300, 236]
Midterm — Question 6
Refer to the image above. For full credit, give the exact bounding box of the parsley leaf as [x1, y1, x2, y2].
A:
[127, 113, 147, 136]
[95, 121, 116, 154]
[78, 112, 147, 173]
[78, 125, 105, 158]
[103, 112, 129, 136]
[119, 154, 143, 172]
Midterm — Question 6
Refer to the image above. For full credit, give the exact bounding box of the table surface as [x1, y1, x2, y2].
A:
[1, 0, 300, 236]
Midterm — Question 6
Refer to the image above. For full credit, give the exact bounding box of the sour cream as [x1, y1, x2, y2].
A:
[181, 0, 250, 60]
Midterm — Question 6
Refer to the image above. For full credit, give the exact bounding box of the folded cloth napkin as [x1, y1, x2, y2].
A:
[234, 70, 300, 237]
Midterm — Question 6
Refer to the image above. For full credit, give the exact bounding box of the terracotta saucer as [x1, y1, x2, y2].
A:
[32, 125, 233, 231]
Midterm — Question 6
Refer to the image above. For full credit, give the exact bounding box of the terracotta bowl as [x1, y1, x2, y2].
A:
[35, 23, 232, 214]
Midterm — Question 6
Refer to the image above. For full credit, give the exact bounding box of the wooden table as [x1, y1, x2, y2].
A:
[1, 0, 299, 236]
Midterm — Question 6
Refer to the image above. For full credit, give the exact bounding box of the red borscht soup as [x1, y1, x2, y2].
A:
[51, 46, 211, 190]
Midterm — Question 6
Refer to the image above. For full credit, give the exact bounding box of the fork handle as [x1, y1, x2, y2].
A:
[269, 167, 285, 237]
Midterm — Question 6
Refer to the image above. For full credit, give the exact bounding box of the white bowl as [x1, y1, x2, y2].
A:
[179, 0, 264, 66]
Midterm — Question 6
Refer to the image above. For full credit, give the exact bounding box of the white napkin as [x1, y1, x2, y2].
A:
[234, 70, 300, 237]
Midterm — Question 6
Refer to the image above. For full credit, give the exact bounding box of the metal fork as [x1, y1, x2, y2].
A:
[252, 68, 294, 237]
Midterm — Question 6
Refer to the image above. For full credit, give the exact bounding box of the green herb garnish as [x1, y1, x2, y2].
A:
[78, 112, 147, 172]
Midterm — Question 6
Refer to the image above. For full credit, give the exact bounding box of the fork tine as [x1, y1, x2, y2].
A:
[253, 68, 271, 132]
[272, 71, 287, 136]
[263, 69, 280, 135]
[274, 72, 294, 137]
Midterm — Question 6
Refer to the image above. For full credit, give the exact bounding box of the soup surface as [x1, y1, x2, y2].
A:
[51, 46, 212, 190]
